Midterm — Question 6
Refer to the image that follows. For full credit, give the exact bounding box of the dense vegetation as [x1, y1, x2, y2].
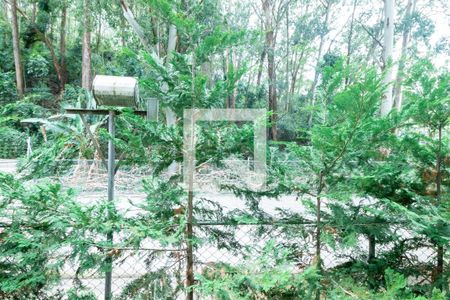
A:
[0, 0, 448, 299]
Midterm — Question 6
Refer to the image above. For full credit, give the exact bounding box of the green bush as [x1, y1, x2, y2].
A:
[0, 71, 17, 104]
[0, 101, 49, 130]
[61, 84, 83, 107]
[0, 127, 27, 158]
[23, 86, 54, 106]
[26, 54, 49, 81]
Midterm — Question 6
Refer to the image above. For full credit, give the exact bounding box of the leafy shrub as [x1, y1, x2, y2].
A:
[26, 54, 49, 80]
[17, 135, 78, 179]
[61, 84, 83, 107]
[23, 86, 54, 106]
[0, 174, 74, 298]
[0, 101, 49, 130]
[0, 127, 27, 158]
[0, 71, 17, 104]
[196, 241, 321, 300]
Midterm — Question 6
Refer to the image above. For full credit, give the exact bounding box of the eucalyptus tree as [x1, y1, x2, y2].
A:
[81, 0, 92, 90]
[393, 0, 416, 111]
[9, 0, 24, 98]
[381, 0, 395, 116]
[307, 0, 332, 127]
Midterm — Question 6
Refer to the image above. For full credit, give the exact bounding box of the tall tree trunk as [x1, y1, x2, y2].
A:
[31, 2, 36, 23]
[167, 24, 177, 64]
[315, 171, 324, 300]
[285, 4, 290, 112]
[14, 0, 64, 93]
[120, 0, 154, 54]
[165, 23, 177, 127]
[59, 2, 67, 91]
[393, 0, 415, 111]
[308, 0, 331, 127]
[380, 0, 395, 116]
[226, 48, 236, 109]
[363, 9, 383, 68]
[222, 52, 228, 108]
[256, 18, 266, 87]
[81, 0, 92, 90]
[10, 0, 24, 98]
[166, 23, 178, 175]
[262, 0, 277, 140]
[289, 49, 305, 97]
[435, 124, 444, 288]
[96, 12, 102, 54]
[345, 0, 358, 86]
[256, 48, 266, 86]
[41, 34, 64, 91]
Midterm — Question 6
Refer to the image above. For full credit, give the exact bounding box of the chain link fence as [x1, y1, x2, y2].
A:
[3, 160, 447, 299]
[55, 223, 442, 299]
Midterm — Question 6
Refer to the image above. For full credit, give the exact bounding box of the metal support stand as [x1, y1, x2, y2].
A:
[105, 110, 115, 300]
[368, 235, 375, 262]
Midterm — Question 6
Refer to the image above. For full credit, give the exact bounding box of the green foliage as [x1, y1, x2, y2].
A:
[118, 270, 179, 300]
[0, 0, 448, 295]
[24, 86, 54, 106]
[196, 240, 321, 299]
[0, 101, 49, 130]
[61, 84, 84, 107]
[0, 173, 78, 298]
[26, 54, 49, 81]
[328, 269, 447, 299]
[0, 71, 17, 104]
[0, 127, 27, 158]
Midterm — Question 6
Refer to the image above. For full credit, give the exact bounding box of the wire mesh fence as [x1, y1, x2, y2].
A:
[1, 160, 447, 299]
[51, 223, 442, 299]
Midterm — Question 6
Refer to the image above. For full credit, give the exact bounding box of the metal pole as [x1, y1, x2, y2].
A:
[105, 110, 115, 300]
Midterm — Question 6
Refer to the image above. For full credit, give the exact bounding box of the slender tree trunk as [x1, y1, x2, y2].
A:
[308, 1, 331, 127]
[31, 2, 36, 23]
[226, 48, 236, 109]
[256, 48, 266, 86]
[393, 0, 415, 111]
[59, 2, 67, 91]
[10, 0, 24, 98]
[345, 0, 358, 86]
[222, 52, 229, 108]
[120, 0, 154, 54]
[165, 23, 177, 127]
[289, 50, 302, 93]
[81, 0, 92, 90]
[285, 4, 290, 112]
[262, 0, 277, 140]
[185, 39, 196, 300]
[120, 17, 126, 47]
[167, 24, 177, 63]
[14, 0, 64, 93]
[186, 190, 194, 300]
[41, 35, 64, 90]
[315, 171, 324, 300]
[435, 124, 444, 288]
[150, 12, 160, 56]
[380, 0, 395, 116]
[96, 12, 102, 53]
[166, 23, 178, 174]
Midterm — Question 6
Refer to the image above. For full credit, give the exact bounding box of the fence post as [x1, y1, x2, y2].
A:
[104, 110, 115, 300]
[186, 190, 194, 300]
[368, 235, 375, 262]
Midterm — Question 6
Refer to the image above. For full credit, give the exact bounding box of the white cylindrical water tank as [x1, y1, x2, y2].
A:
[92, 75, 139, 107]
